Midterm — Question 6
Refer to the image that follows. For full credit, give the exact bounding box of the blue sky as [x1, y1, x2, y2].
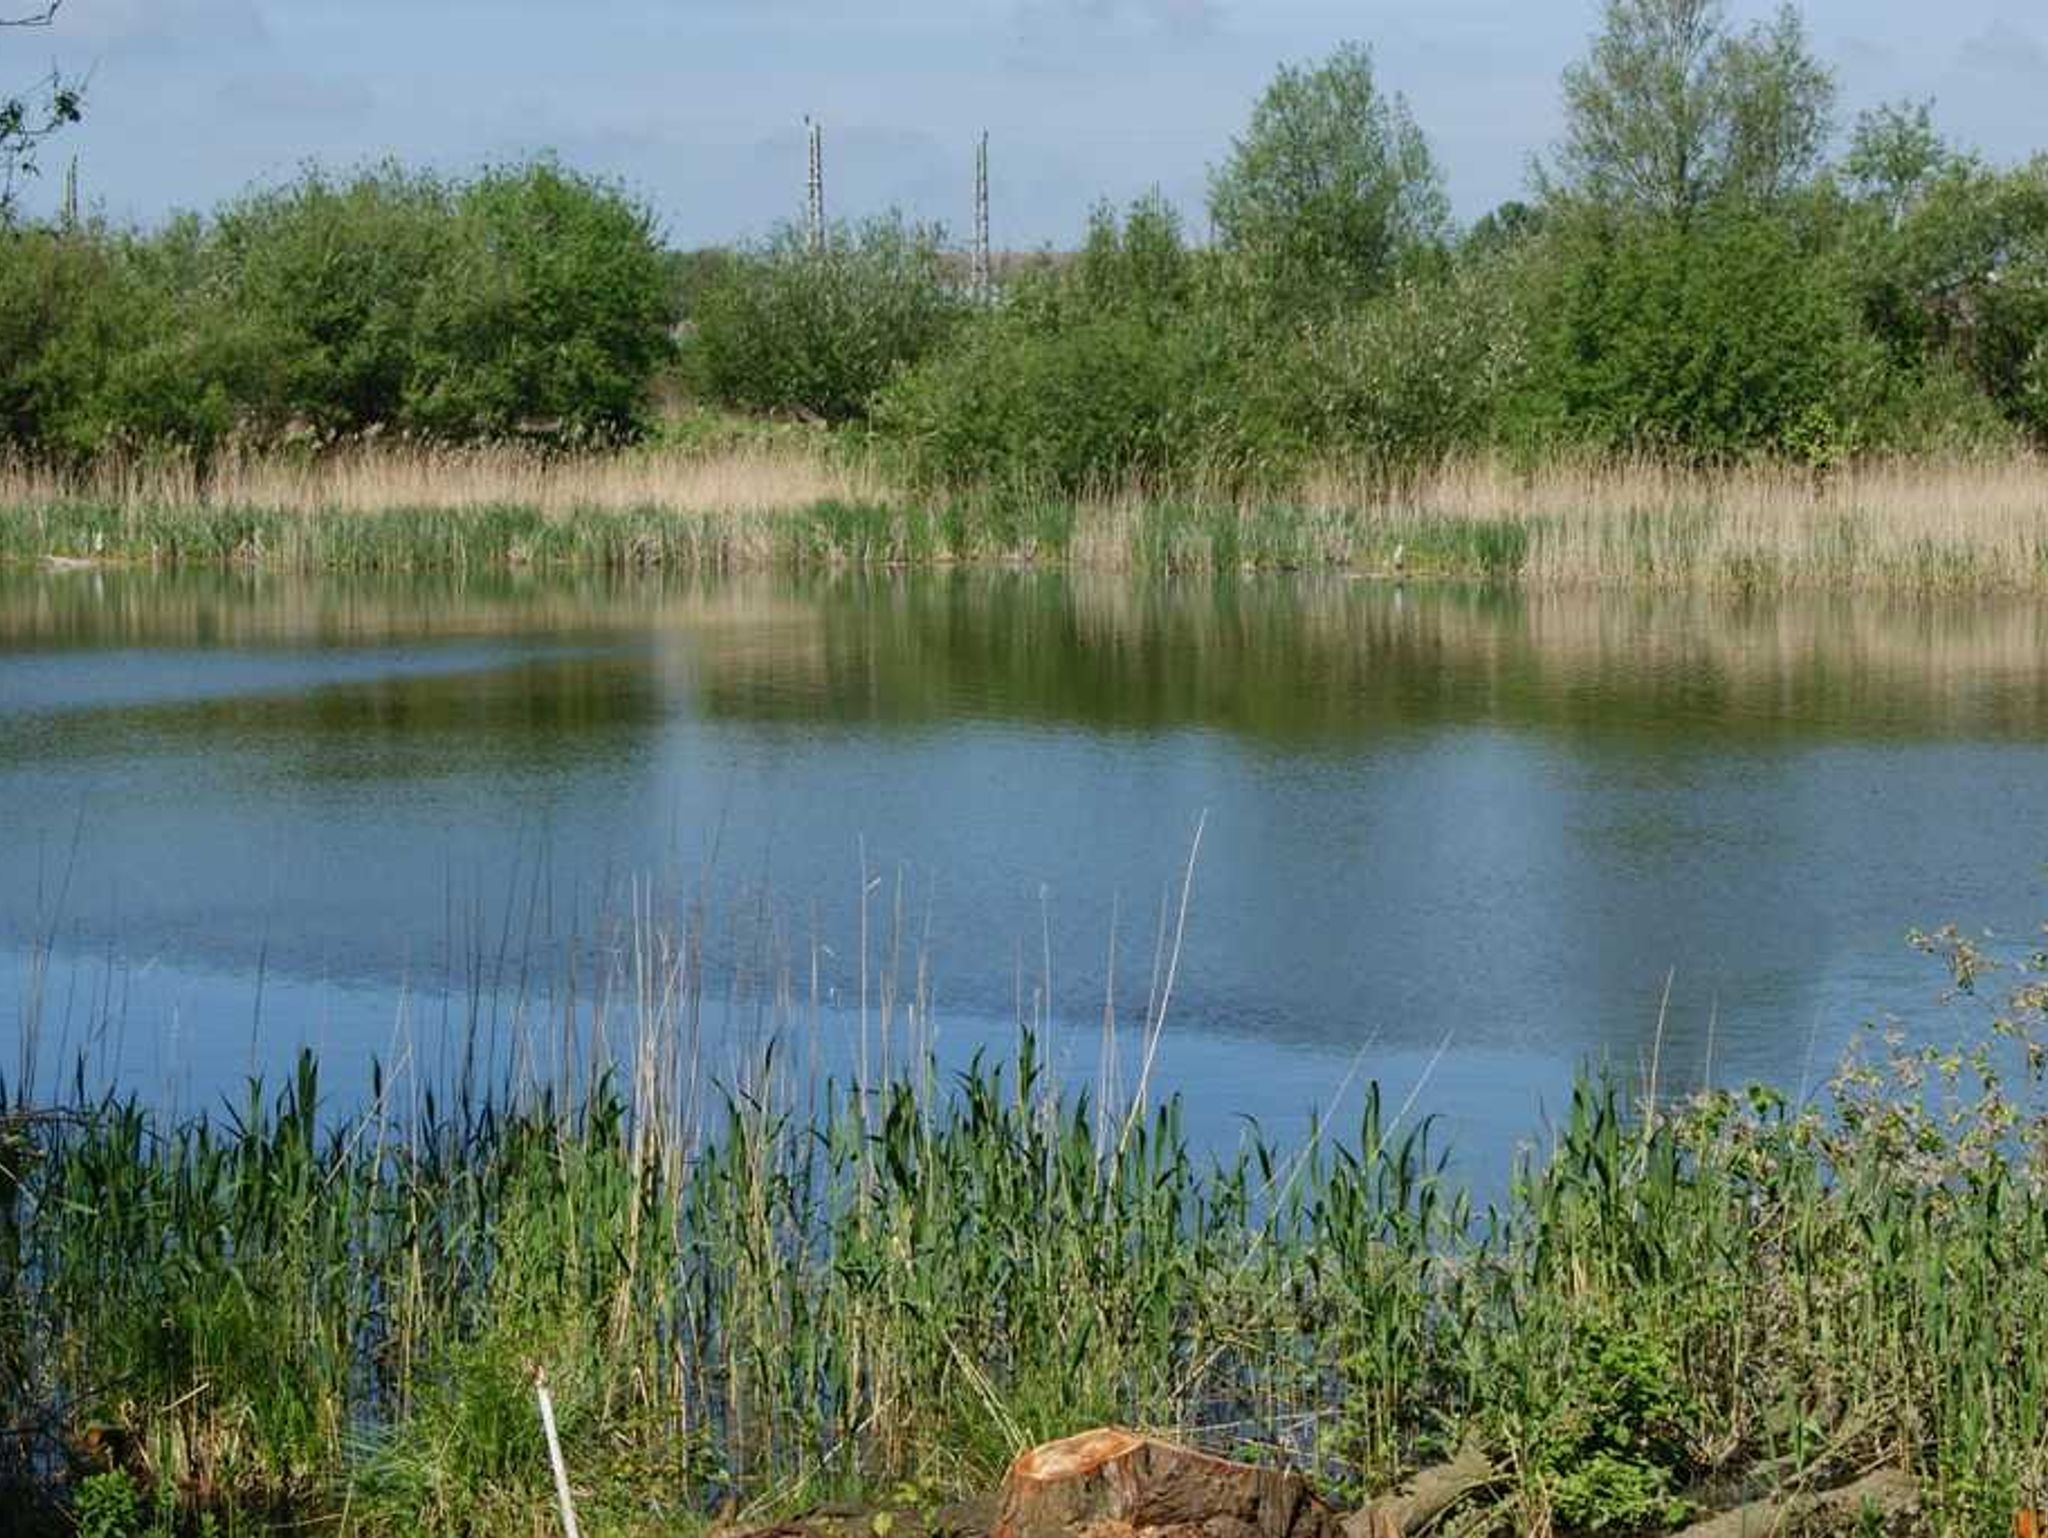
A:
[10, 0, 2048, 247]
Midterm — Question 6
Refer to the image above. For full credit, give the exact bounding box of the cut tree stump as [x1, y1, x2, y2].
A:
[994, 1429, 1342, 1538]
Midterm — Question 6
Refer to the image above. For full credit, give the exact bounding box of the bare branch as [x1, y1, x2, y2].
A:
[0, 3, 63, 27]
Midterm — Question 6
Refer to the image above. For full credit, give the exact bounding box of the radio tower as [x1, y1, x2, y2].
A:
[805, 117, 825, 254]
[972, 132, 992, 304]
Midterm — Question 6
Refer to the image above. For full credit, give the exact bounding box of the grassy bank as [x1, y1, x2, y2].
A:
[4, 444, 2048, 590]
[3, 921, 2046, 1537]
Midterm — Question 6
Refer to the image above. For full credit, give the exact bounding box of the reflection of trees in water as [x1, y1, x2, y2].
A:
[695, 571, 2048, 745]
[3, 654, 668, 785]
[12, 565, 2048, 746]
[2, 564, 2039, 1083]
[0, 566, 790, 651]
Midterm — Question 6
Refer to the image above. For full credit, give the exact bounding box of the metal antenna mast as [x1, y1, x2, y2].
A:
[805, 117, 825, 253]
[972, 131, 992, 303]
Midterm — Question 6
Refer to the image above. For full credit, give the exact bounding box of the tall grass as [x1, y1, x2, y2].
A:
[4, 442, 2048, 590]
[4, 911, 2047, 1536]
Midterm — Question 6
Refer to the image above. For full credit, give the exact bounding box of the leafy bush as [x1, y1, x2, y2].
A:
[0, 159, 677, 461]
[72, 1471, 144, 1538]
[874, 199, 1274, 490]
[1512, 205, 1878, 459]
[1534, 1322, 1697, 1534]
[405, 160, 674, 440]
[208, 163, 458, 437]
[876, 306, 1236, 491]
[1269, 256, 1532, 472]
[685, 214, 964, 423]
[0, 221, 262, 462]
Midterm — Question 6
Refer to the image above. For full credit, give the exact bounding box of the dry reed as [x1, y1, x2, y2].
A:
[0, 439, 884, 516]
[4, 441, 2048, 590]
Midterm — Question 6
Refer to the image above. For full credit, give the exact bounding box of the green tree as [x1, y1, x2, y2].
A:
[1883, 157, 2048, 439]
[1552, 0, 1834, 220]
[1207, 41, 1447, 313]
[1843, 100, 1955, 228]
[0, 220, 263, 461]
[407, 160, 674, 440]
[1072, 190, 1195, 323]
[686, 213, 963, 423]
[1517, 205, 1875, 458]
[873, 196, 1249, 490]
[1463, 199, 1547, 260]
[209, 164, 460, 436]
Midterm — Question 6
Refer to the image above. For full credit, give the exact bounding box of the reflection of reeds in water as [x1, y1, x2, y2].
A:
[768, 572, 2048, 740]
[10, 566, 2048, 740]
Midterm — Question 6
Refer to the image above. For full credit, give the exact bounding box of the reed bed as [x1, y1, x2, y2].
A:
[0, 442, 885, 520]
[2, 442, 2047, 589]
[3, 910, 2047, 1538]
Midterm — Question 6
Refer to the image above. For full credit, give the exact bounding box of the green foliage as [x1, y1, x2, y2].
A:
[0, 220, 252, 462]
[1535, 1323, 1697, 1534]
[876, 306, 1230, 491]
[1515, 204, 1875, 458]
[686, 214, 964, 423]
[209, 164, 458, 437]
[406, 160, 675, 440]
[1553, 0, 1835, 219]
[73, 1472, 144, 1538]
[1843, 100, 1954, 226]
[1274, 256, 1531, 472]
[1850, 153, 2048, 443]
[0, 159, 675, 461]
[6, 2, 2048, 477]
[874, 198, 1255, 491]
[1207, 41, 1448, 314]
[1072, 191, 1198, 323]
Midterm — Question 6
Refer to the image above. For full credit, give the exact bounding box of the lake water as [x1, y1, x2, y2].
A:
[4, 565, 2045, 1180]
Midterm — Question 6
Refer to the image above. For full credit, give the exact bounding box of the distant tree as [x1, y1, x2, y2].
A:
[1521, 205, 1871, 459]
[687, 213, 962, 424]
[209, 165, 460, 435]
[1073, 191, 1194, 322]
[1463, 199, 1547, 259]
[1843, 100, 1956, 227]
[1880, 157, 2048, 439]
[1207, 41, 1448, 313]
[1551, 0, 1834, 220]
[1, 3, 82, 220]
[407, 160, 675, 440]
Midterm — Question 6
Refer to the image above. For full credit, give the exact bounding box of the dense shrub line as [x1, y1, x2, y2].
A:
[684, 5, 2048, 491]
[4, 0, 2047, 493]
[0, 160, 674, 461]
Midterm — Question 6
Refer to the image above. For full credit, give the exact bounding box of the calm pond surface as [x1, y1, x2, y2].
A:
[4, 565, 2047, 1178]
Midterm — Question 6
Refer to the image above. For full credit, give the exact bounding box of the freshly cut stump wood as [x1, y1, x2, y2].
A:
[995, 1429, 1342, 1538]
